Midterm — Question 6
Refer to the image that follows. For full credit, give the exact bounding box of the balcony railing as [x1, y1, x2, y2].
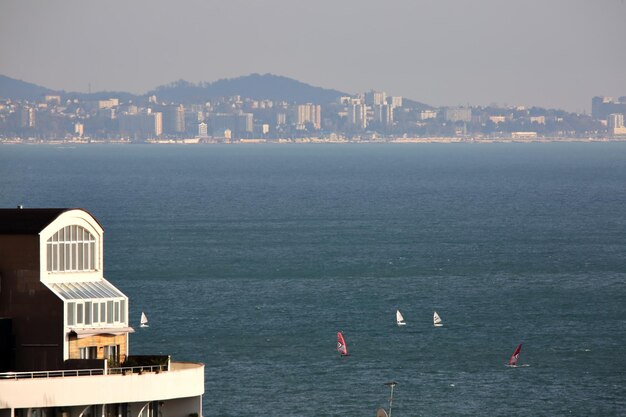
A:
[0, 363, 167, 380]
[0, 368, 105, 379]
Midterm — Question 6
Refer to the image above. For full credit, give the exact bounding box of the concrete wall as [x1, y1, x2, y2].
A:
[0, 362, 204, 411]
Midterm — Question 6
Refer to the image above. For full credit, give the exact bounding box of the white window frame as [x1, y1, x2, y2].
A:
[46, 225, 98, 273]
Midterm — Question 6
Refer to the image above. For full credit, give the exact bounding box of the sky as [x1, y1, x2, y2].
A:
[1, 0, 625, 112]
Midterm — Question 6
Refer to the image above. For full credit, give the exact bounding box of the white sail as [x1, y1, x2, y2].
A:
[396, 310, 406, 326]
[433, 311, 443, 327]
[140, 312, 149, 327]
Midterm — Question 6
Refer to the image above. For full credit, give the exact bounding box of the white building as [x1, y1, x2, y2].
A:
[198, 122, 208, 138]
[608, 113, 626, 135]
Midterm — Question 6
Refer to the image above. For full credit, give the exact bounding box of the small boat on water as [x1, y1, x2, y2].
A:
[337, 331, 349, 356]
[433, 311, 443, 327]
[396, 310, 406, 326]
[140, 312, 149, 328]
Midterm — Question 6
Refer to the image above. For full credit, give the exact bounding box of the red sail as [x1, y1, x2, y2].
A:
[337, 331, 349, 356]
[508, 343, 522, 366]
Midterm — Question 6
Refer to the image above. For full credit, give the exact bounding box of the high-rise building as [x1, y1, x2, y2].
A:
[592, 96, 626, 120]
[348, 103, 367, 130]
[208, 112, 253, 136]
[374, 104, 394, 128]
[608, 113, 624, 129]
[150, 111, 163, 137]
[163, 104, 185, 134]
[608, 113, 626, 135]
[390, 96, 403, 108]
[296, 104, 321, 130]
[276, 112, 287, 127]
[237, 112, 254, 134]
[18, 106, 36, 128]
[366, 90, 387, 106]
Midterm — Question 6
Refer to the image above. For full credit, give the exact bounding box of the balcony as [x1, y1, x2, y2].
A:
[0, 361, 204, 409]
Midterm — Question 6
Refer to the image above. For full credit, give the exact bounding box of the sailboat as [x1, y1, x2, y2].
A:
[507, 343, 528, 367]
[337, 331, 349, 356]
[140, 312, 149, 328]
[396, 310, 406, 326]
[433, 311, 443, 327]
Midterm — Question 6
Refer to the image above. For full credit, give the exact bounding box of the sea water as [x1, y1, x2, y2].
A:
[1, 143, 625, 416]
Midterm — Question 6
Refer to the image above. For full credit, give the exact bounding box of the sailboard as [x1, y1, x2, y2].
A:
[140, 311, 149, 328]
[396, 310, 406, 326]
[433, 311, 443, 327]
[337, 331, 349, 356]
[506, 343, 529, 367]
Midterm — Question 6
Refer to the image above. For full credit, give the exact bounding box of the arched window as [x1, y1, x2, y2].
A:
[46, 225, 97, 272]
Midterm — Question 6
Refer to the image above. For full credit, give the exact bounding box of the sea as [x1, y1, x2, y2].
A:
[1, 143, 625, 417]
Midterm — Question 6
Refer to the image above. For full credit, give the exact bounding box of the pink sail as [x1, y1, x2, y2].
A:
[508, 343, 522, 366]
[337, 331, 349, 356]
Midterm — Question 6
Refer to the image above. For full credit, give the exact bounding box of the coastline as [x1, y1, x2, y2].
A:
[1, 136, 625, 145]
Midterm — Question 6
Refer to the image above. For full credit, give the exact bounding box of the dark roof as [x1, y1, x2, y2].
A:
[0, 208, 96, 235]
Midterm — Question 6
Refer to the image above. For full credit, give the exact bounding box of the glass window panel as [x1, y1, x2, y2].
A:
[71, 242, 77, 270]
[67, 302, 75, 326]
[93, 302, 99, 323]
[78, 242, 84, 270]
[77, 303, 84, 324]
[47, 244, 52, 271]
[71, 225, 77, 241]
[101, 303, 106, 321]
[85, 301, 92, 325]
[114, 301, 120, 322]
[75, 283, 91, 298]
[90, 242, 95, 270]
[64, 243, 71, 271]
[83, 242, 89, 270]
[59, 244, 65, 271]
[120, 299, 127, 323]
[107, 301, 114, 323]
[52, 244, 58, 271]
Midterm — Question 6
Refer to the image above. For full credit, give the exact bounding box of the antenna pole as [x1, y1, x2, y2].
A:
[385, 381, 397, 417]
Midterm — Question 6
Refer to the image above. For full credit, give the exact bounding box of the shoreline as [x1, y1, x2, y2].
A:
[1, 137, 625, 145]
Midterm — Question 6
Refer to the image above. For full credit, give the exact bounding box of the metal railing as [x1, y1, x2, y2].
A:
[0, 364, 167, 380]
[107, 364, 167, 375]
[0, 368, 105, 379]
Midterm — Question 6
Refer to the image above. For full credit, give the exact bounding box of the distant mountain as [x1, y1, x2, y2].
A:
[402, 98, 433, 110]
[0, 75, 54, 101]
[149, 73, 348, 104]
[0, 73, 433, 108]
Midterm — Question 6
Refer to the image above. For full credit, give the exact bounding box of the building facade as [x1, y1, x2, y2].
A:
[0, 208, 204, 417]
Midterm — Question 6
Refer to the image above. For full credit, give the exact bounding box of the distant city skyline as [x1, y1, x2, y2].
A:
[1, 0, 625, 112]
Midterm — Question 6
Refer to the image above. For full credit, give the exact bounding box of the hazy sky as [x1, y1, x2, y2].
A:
[1, 0, 625, 111]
